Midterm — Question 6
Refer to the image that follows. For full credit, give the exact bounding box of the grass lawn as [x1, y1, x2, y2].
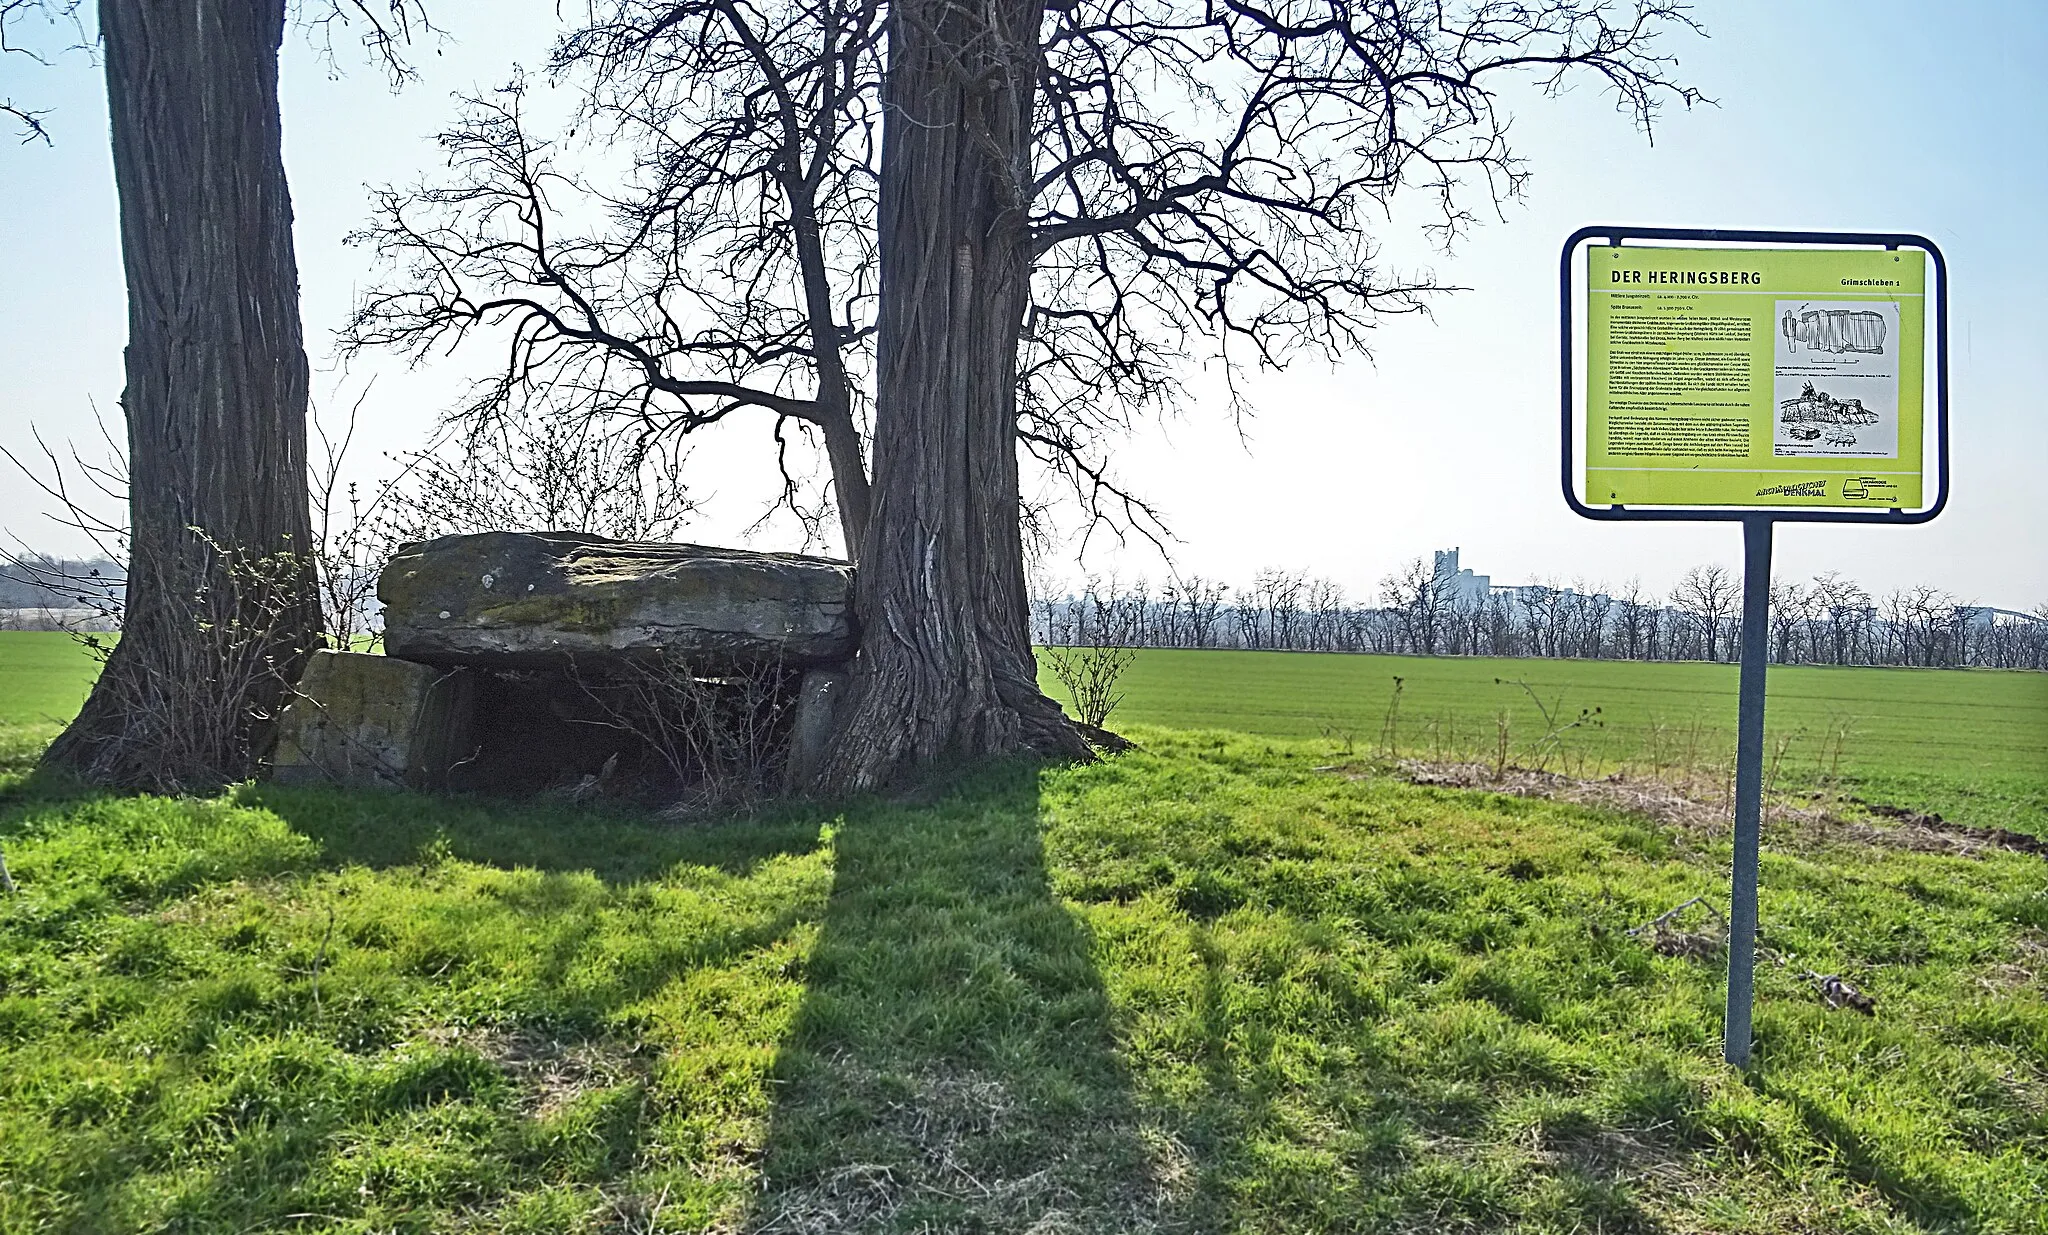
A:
[1, 723, 2045, 1232]
[1041, 650, 2048, 835]
[2, 633, 2045, 1231]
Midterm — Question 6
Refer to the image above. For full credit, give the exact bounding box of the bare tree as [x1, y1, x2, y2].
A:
[1809, 570, 1869, 665]
[1513, 582, 1565, 658]
[346, 0, 879, 554]
[1258, 568, 1306, 649]
[1768, 578, 1811, 664]
[353, 0, 1702, 790]
[1380, 556, 1452, 655]
[1561, 582, 1611, 659]
[1305, 576, 1346, 651]
[1670, 563, 1739, 662]
[1890, 584, 1960, 667]
[1877, 588, 1913, 665]
[1174, 574, 1229, 649]
[1614, 577, 1654, 660]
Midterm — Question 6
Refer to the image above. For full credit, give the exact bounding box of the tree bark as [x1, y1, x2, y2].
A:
[811, 0, 1091, 793]
[44, 0, 319, 789]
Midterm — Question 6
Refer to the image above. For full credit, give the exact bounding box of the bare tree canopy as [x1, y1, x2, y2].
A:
[347, 0, 883, 553]
[1, 0, 85, 143]
[1670, 562, 1737, 661]
[350, 0, 1703, 790]
[353, 1, 1699, 548]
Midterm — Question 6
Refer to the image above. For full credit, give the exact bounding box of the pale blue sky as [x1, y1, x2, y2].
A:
[2, 1, 2043, 607]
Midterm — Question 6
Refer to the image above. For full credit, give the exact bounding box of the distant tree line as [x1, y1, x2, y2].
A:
[0, 555, 124, 628]
[1034, 559, 2048, 671]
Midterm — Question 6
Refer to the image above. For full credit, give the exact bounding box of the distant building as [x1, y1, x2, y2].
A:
[1437, 549, 1619, 613]
[1432, 548, 1492, 608]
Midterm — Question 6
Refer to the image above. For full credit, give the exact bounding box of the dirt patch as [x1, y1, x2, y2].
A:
[1390, 760, 1727, 832]
[749, 1066, 1183, 1235]
[1850, 801, 2048, 858]
[1345, 760, 2048, 863]
[428, 1024, 650, 1118]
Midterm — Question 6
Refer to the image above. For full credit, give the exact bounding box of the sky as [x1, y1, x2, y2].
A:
[2, 1, 2044, 609]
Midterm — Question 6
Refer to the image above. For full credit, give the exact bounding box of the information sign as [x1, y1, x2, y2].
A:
[1561, 227, 1948, 1071]
[1585, 245, 1927, 510]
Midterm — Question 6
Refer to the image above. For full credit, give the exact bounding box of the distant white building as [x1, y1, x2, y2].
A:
[1432, 548, 1492, 608]
[1436, 549, 1621, 612]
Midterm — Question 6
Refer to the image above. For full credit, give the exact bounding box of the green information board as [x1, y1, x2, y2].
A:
[1585, 245, 1926, 508]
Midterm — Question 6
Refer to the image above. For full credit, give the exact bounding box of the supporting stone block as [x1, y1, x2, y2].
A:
[270, 651, 476, 791]
[782, 666, 849, 793]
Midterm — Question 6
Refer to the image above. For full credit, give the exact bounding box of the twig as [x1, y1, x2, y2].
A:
[1632, 896, 1877, 1015]
[311, 903, 335, 1016]
[1626, 895, 1725, 937]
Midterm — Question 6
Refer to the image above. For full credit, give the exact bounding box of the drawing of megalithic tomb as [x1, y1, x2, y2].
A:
[1781, 306, 1887, 354]
[1780, 381, 1879, 426]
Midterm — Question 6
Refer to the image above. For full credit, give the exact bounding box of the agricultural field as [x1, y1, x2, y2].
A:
[0, 632, 2045, 1232]
[8, 634, 2040, 829]
[0, 632, 106, 768]
[1041, 649, 2048, 836]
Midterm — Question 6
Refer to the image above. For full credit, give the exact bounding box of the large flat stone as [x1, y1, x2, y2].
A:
[271, 651, 476, 790]
[379, 531, 855, 668]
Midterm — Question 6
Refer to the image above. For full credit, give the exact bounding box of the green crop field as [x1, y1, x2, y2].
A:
[1041, 649, 2048, 835]
[2, 634, 2042, 829]
[0, 632, 107, 767]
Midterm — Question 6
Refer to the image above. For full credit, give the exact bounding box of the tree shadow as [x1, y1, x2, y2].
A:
[1161, 924, 1669, 1234]
[0, 777, 842, 1231]
[242, 781, 825, 883]
[746, 760, 1171, 1232]
[1765, 1077, 1972, 1229]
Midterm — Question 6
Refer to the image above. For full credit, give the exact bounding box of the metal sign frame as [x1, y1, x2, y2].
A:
[1559, 226, 1950, 1070]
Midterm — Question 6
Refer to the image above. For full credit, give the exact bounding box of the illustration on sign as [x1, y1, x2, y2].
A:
[1772, 298, 1899, 459]
[1781, 305, 1886, 354]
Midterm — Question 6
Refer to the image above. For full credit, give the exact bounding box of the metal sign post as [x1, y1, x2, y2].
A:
[1726, 514, 1771, 1067]
[1561, 227, 1948, 1069]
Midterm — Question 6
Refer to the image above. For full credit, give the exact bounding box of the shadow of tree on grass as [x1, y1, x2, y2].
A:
[244, 781, 826, 882]
[747, 760, 1171, 1233]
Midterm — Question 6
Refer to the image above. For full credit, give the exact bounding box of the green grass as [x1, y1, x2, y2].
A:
[0, 632, 105, 766]
[1041, 650, 2048, 834]
[2, 633, 2044, 1230]
[1, 729, 2045, 1232]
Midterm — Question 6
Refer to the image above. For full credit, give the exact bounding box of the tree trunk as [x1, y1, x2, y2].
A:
[44, 0, 319, 790]
[811, 0, 1091, 793]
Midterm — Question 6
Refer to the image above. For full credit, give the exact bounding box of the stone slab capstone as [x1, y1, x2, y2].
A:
[379, 531, 855, 667]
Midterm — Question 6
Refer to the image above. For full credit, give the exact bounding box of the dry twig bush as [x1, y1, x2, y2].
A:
[54, 536, 315, 790]
[1042, 583, 1138, 734]
[564, 651, 802, 815]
